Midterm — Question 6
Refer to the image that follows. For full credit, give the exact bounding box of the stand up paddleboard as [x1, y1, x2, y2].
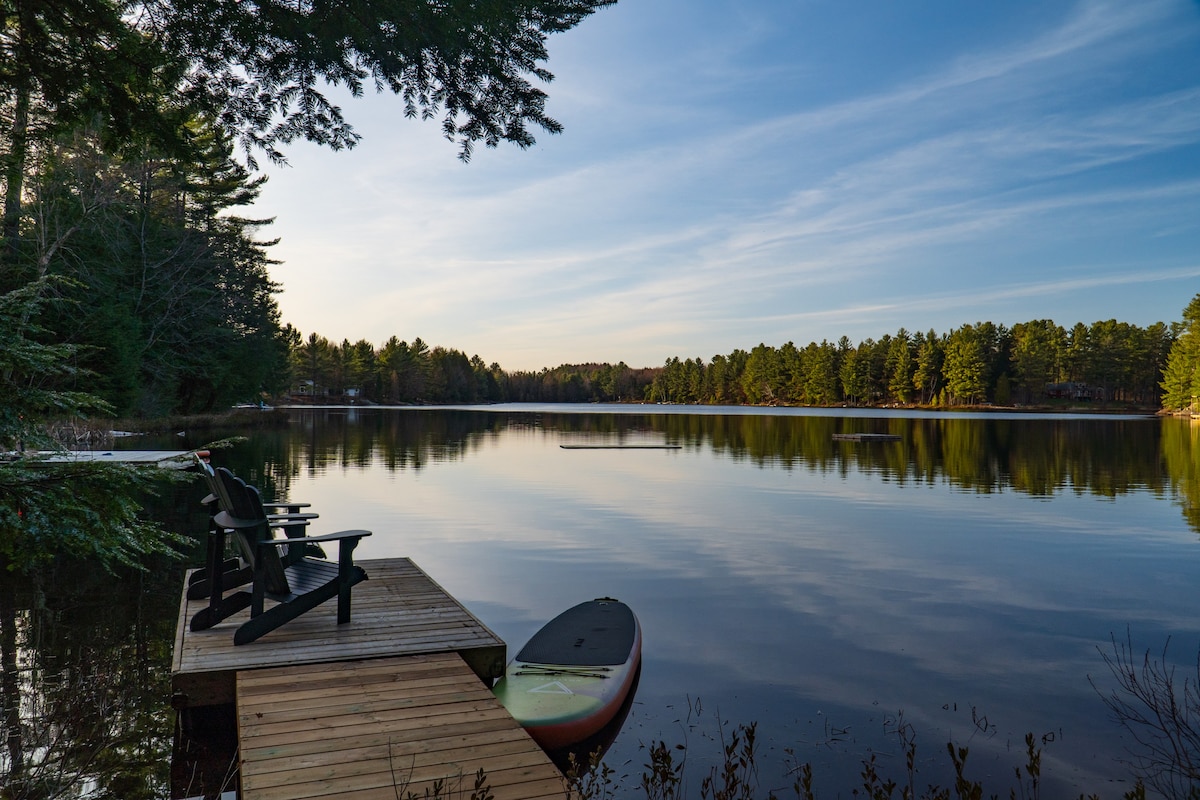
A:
[493, 597, 641, 751]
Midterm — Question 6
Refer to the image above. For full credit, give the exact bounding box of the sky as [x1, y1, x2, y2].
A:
[251, 0, 1200, 372]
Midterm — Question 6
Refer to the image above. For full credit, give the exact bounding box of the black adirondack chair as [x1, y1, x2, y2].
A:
[189, 468, 372, 645]
[185, 459, 319, 602]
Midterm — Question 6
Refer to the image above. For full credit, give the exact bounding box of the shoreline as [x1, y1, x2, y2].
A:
[96, 400, 1182, 437]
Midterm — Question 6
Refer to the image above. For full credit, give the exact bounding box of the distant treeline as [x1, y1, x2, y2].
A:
[288, 330, 658, 404]
[288, 306, 1200, 409]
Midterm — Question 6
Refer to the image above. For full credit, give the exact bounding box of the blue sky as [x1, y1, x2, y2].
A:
[253, 0, 1200, 371]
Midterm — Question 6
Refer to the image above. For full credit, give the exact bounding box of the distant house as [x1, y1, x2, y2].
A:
[1045, 381, 1099, 401]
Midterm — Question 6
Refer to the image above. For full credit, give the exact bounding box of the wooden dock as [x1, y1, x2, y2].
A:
[237, 653, 570, 800]
[172, 557, 574, 799]
[172, 558, 506, 708]
[11, 449, 200, 467]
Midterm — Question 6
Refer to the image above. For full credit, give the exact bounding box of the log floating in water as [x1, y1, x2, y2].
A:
[556, 443, 681, 450]
[832, 433, 901, 442]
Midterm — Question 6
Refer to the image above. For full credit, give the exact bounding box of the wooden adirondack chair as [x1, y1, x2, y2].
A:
[185, 459, 319, 602]
[189, 468, 372, 645]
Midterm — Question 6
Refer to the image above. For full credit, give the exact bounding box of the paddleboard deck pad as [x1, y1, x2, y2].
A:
[493, 597, 641, 750]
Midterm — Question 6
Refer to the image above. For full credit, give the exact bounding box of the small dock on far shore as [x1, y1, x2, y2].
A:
[832, 433, 901, 442]
[172, 557, 572, 800]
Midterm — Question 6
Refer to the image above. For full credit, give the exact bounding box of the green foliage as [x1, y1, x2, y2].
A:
[943, 325, 988, 405]
[1161, 294, 1200, 412]
[346, 308, 1165, 410]
[291, 305, 1179, 409]
[15, 121, 289, 416]
[0, 459, 189, 573]
[0, 278, 108, 450]
[149, 0, 617, 165]
[0, 279, 189, 573]
[914, 330, 944, 404]
[2, 0, 614, 418]
[641, 739, 687, 800]
[886, 330, 915, 403]
[565, 747, 619, 800]
[700, 720, 762, 800]
[1011, 320, 1065, 401]
[840, 346, 867, 404]
[0, 0, 614, 176]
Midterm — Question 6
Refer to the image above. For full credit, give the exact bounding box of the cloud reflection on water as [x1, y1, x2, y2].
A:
[238, 408, 1199, 794]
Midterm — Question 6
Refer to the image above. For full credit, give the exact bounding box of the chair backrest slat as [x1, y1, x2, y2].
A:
[215, 467, 291, 596]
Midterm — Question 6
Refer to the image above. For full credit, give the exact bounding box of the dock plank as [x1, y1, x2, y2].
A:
[237, 653, 573, 800]
[172, 558, 506, 707]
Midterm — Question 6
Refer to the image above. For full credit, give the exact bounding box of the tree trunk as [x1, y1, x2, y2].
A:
[1, 578, 25, 780]
[2, 80, 31, 279]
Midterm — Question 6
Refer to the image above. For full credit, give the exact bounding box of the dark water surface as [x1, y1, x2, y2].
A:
[6, 405, 1200, 797]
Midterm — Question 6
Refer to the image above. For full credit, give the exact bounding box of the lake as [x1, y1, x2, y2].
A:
[6, 404, 1200, 798]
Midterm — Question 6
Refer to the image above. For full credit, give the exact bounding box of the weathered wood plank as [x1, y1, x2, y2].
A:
[242, 710, 517, 751]
[239, 678, 495, 718]
[243, 716, 521, 759]
[243, 733, 545, 784]
[171, 558, 506, 707]
[18, 449, 199, 466]
[245, 753, 561, 797]
[237, 653, 573, 800]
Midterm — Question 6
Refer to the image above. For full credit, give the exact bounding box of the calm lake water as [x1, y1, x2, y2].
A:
[211, 405, 1200, 796]
[8, 404, 1200, 798]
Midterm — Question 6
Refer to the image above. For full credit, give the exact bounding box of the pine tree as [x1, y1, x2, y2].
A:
[943, 325, 987, 405]
[0, 279, 186, 572]
[1161, 294, 1200, 412]
[885, 329, 914, 403]
[913, 330, 943, 404]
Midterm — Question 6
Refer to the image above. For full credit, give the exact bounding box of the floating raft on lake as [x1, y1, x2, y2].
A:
[560, 444, 681, 450]
[832, 433, 901, 442]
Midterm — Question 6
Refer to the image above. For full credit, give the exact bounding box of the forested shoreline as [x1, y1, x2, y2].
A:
[1, 0, 1194, 420]
[284, 307, 1200, 412]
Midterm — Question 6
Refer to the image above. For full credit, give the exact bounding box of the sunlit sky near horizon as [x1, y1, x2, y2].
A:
[252, 0, 1200, 372]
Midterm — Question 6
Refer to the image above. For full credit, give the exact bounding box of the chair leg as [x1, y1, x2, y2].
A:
[190, 591, 252, 631]
[234, 581, 340, 645]
[336, 539, 366, 624]
[186, 565, 253, 601]
[188, 558, 240, 585]
[233, 565, 368, 645]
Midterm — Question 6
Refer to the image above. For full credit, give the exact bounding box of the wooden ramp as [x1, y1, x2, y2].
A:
[172, 558, 506, 708]
[237, 653, 572, 800]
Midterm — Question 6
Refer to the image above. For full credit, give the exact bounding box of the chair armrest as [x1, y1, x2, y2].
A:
[215, 510, 315, 530]
[266, 513, 319, 523]
[252, 529, 372, 548]
[262, 502, 312, 510]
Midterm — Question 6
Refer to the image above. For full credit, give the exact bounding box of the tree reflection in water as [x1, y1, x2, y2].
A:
[2, 408, 1199, 796]
[0, 561, 185, 799]
[258, 410, 1195, 530]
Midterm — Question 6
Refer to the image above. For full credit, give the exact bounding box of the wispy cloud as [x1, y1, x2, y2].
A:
[258, 0, 1200, 367]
